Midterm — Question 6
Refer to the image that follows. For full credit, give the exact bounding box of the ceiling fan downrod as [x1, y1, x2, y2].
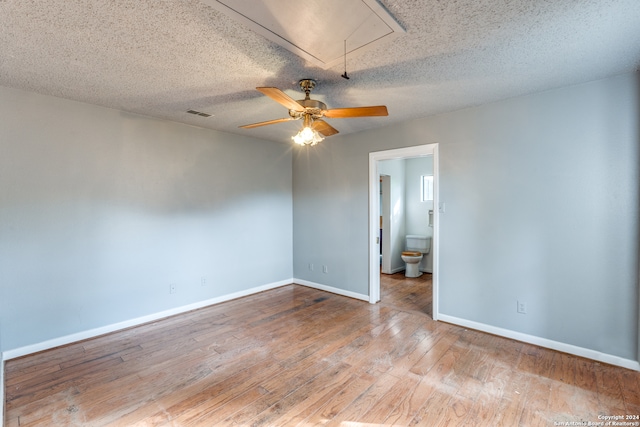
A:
[298, 79, 316, 100]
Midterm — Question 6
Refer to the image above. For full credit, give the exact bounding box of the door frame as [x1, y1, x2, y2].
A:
[368, 143, 440, 320]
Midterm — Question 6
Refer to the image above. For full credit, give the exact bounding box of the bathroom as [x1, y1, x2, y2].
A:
[379, 155, 434, 276]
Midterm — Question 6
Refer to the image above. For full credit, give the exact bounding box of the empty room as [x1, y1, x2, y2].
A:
[1, 0, 640, 425]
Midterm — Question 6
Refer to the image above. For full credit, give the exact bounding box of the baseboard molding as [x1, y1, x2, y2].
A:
[2, 278, 293, 361]
[294, 278, 370, 302]
[438, 313, 640, 372]
[381, 267, 405, 275]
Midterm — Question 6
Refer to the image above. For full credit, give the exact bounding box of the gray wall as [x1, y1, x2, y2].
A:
[1, 72, 638, 365]
[293, 72, 639, 361]
[0, 86, 293, 351]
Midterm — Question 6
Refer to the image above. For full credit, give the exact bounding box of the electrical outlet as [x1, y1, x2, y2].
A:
[309, 263, 314, 271]
[201, 276, 207, 286]
[517, 301, 527, 314]
[170, 283, 177, 294]
[323, 265, 328, 274]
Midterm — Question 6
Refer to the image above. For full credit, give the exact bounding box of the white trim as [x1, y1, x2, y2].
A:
[2, 279, 293, 361]
[439, 313, 640, 372]
[431, 145, 440, 320]
[369, 143, 439, 316]
[294, 279, 370, 302]
[369, 152, 382, 303]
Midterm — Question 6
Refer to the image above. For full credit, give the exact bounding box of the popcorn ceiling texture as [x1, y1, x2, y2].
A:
[1, 0, 639, 142]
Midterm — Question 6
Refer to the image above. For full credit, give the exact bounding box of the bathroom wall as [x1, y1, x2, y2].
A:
[405, 156, 434, 272]
[292, 72, 640, 364]
[378, 159, 406, 273]
[0, 85, 294, 353]
[379, 157, 433, 274]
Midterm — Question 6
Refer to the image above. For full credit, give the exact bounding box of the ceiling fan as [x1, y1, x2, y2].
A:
[239, 79, 388, 146]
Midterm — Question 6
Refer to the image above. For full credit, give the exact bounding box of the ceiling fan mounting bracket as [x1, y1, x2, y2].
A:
[298, 79, 317, 96]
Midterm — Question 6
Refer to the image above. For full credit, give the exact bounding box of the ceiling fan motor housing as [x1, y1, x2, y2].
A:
[289, 98, 327, 119]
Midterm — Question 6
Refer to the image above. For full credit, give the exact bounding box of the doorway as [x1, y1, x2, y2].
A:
[368, 144, 439, 320]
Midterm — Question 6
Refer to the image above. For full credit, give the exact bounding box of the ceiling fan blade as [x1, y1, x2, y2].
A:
[239, 117, 295, 129]
[323, 106, 388, 118]
[312, 119, 339, 137]
[256, 87, 304, 111]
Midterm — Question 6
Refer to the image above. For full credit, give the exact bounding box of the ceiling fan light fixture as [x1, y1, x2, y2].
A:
[292, 125, 324, 146]
[292, 114, 324, 146]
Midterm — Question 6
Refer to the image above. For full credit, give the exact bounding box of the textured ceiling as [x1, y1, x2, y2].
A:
[1, 0, 639, 143]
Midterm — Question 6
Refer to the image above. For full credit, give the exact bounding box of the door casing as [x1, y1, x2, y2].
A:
[368, 143, 440, 320]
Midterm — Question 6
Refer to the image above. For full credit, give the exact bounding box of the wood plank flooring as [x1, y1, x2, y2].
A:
[5, 272, 640, 426]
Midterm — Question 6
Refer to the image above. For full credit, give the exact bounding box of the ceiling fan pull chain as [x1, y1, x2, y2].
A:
[342, 40, 350, 80]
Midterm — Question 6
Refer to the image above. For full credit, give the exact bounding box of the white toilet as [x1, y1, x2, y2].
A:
[401, 235, 431, 278]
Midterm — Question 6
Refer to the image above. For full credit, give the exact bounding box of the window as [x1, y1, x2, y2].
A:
[421, 175, 433, 202]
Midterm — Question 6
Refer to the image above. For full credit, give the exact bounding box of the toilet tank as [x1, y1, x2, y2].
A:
[406, 235, 431, 253]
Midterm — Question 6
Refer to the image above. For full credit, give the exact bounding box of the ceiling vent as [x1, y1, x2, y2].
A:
[201, 0, 405, 69]
[187, 109, 213, 118]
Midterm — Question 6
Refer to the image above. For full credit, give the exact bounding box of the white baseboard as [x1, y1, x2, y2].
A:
[381, 267, 405, 275]
[294, 278, 369, 302]
[2, 279, 293, 361]
[437, 313, 640, 372]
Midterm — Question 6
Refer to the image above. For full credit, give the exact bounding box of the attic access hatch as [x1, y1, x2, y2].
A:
[201, 0, 405, 69]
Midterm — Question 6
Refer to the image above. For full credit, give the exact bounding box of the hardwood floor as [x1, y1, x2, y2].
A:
[4, 273, 640, 426]
[379, 271, 432, 318]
